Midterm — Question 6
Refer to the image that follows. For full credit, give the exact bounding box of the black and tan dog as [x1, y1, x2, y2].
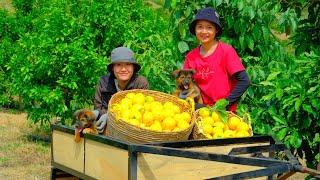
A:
[172, 69, 203, 104]
[73, 109, 97, 143]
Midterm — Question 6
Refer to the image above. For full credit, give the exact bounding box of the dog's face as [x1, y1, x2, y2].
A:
[74, 109, 96, 131]
[173, 69, 196, 90]
[73, 109, 96, 142]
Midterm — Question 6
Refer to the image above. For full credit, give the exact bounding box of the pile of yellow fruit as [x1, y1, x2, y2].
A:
[110, 92, 192, 132]
[197, 107, 251, 139]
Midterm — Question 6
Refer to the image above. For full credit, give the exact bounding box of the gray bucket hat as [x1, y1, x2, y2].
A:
[107, 47, 141, 72]
[189, 7, 222, 37]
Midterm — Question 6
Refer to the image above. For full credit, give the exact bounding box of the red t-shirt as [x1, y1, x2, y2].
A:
[183, 41, 245, 111]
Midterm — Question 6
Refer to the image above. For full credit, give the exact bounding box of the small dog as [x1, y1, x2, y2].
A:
[172, 69, 203, 104]
[73, 109, 98, 143]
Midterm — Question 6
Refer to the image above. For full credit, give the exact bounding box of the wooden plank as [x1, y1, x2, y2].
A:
[85, 139, 128, 180]
[52, 130, 84, 173]
[136, 152, 263, 180]
[189, 142, 270, 155]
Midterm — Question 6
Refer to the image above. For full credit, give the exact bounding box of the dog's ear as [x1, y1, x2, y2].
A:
[172, 69, 181, 78]
[189, 69, 196, 75]
[73, 109, 82, 120]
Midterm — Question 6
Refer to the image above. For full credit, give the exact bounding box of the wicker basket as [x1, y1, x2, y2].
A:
[107, 89, 195, 144]
[192, 110, 253, 140]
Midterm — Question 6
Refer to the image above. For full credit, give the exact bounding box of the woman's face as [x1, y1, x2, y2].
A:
[195, 20, 217, 44]
[113, 62, 134, 82]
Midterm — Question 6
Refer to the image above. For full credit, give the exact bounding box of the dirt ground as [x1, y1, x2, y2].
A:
[0, 111, 311, 179]
[0, 111, 51, 180]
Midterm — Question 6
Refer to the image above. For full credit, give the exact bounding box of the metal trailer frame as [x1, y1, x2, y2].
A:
[51, 124, 319, 180]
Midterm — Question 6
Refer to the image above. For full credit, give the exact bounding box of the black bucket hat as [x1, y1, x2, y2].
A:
[189, 7, 222, 37]
[107, 47, 141, 72]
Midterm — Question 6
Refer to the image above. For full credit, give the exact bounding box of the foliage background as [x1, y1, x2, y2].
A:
[0, 0, 319, 171]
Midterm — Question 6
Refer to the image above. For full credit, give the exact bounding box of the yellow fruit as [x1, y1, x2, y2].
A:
[177, 120, 189, 130]
[144, 102, 152, 111]
[237, 121, 250, 132]
[125, 92, 135, 99]
[181, 112, 191, 123]
[211, 111, 221, 122]
[202, 117, 214, 126]
[120, 109, 131, 121]
[228, 116, 241, 130]
[132, 104, 144, 112]
[212, 126, 224, 135]
[172, 105, 181, 114]
[163, 101, 174, 109]
[213, 131, 224, 139]
[173, 113, 183, 122]
[142, 111, 154, 126]
[145, 95, 154, 103]
[162, 117, 176, 131]
[128, 118, 140, 126]
[162, 108, 175, 118]
[120, 98, 132, 109]
[213, 122, 225, 129]
[132, 93, 145, 105]
[153, 111, 165, 122]
[203, 124, 213, 135]
[173, 127, 181, 132]
[235, 130, 250, 137]
[199, 107, 211, 117]
[132, 110, 142, 120]
[224, 130, 235, 138]
[150, 121, 162, 132]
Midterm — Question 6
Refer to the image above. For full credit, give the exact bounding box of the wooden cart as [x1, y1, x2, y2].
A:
[51, 124, 319, 180]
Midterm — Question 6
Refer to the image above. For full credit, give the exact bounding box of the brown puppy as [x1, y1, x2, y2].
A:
[172, 69, 203, 104]
[73, 109, 97, 143]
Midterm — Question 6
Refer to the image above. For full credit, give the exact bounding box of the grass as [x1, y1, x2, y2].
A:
[0, 111, 51, 179]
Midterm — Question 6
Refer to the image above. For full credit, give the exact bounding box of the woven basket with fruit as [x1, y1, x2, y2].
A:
[107, 89, 195, 143]
[192, 99, 253, 140]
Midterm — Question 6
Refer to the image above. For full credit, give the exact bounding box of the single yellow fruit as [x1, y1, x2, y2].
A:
[211, 111, 221, 122]
[199, 107, 211, 117]
[132, 93, 145, 105]
[162, 108, 175, 118]
[162, 117, 176, 131]
[202, 117, 214, 126]
[163, 101, 174, 109]
[172, 105, 181, 114]
[125, 92, 135, 99]
[212, 126, 224, 136]
[224, 130, 235, 138]
[213, 122, 225, 129]
[237, 121, 250, 132]
[150, 121, 162, 132]
[128, 118, 140, 126]
[235, 130, 250, 137]
[228, 116, 241, 130]
[203, 124, 213, 135]
[213, 131, 224, 139]
[177, 120, 189, 130]
[142, 111, 154, 126]
[181, 112, 191, 123]
[145, 95, 154, 103]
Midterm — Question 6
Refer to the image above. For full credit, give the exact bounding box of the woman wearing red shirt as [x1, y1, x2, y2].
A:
[183, 7, 250, 112]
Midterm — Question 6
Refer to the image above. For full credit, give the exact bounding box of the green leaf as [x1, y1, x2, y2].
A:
[294, 98, 301, 112]
[177, 41, 189, 54]
[266, 71, 280, 81]
[272, 115, 287, 125]
[302, 104, 313, 114]
[259, 81, 274, 86]
[212, 99, 229, 111]
[289, 130, 302, 149]
[276, 128, 288, 141]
